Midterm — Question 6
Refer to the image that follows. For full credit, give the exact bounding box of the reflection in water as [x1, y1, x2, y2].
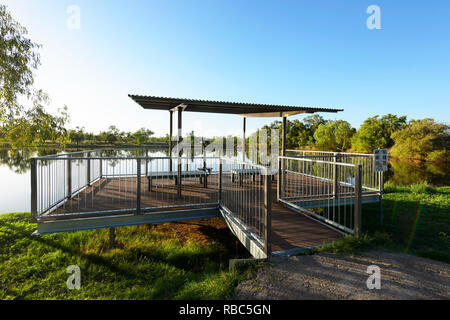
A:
[0, 148, 65, 174]
[385, 159, 449, 186]
[0, 149, 32, 174]
[1, 148, 448, 186]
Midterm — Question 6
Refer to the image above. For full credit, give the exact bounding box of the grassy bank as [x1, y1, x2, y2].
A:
[0, 214, 251, 300]
[315, 184, 450, 263]
[1, 185, 448, 300]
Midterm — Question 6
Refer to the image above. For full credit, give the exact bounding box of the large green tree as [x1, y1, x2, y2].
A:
[0, 5, 69, 149]
[132, 128, 154, 145]
[0, 5, 40, 117]
[286, 120, 311, 148]
[391, 118, 449, 162]
[351, 114, 407, 152]
[314, 120, 355, 151]
[68, 126, 86, 147]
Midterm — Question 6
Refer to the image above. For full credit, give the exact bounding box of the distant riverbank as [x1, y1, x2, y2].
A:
[0, 142, 169, 150]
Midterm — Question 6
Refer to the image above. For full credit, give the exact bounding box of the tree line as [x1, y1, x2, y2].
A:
[257, 114, 449, 163]
[67, 126, 167, 147]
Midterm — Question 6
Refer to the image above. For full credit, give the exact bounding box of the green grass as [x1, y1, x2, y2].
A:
[1, 184, 448, 299]
[308, 184, 450, 263]
[0, 213, 251, 300]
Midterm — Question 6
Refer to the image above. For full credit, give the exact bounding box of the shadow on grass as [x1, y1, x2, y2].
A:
[0, 214, 247, 299]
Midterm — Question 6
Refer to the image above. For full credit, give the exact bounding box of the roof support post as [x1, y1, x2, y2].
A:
[280, 116, 287, 194]
[282, 116, 287, 157]
[242, 117, 246, 162]
[169, 110, 173, 172]
[177, 107, 182, 198]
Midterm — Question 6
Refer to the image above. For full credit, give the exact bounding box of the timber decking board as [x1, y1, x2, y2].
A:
[48, 174, 343, 252]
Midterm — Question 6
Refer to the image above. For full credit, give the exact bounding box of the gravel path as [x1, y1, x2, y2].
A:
[233, 251, 450, 300]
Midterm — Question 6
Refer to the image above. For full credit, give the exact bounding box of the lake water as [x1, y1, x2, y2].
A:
[0, 148, 448, 213]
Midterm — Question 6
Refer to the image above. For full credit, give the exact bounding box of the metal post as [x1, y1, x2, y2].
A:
[242, 117, 246, 162]
[67, 156, 72, 199]
[136, 158, 141, 214]
[30, 158, 38, 223]
[282, 116, 287, 157]
[264, 171, 272, 257]
[109, 227, 115, 249]
[99, 157, 103, 179]
[169, 110, 173, 172]
[281, 117, 287, 195]
[277, 157, 282, 202]
[177, 108, 182, 198]
[218, 161, 223, 203]
[86, 152, 91, 186]
[379, 171, 384, 226]
[332, 152, 340, 199]
[145, 149, 148, 177]
[354, 164, 362, 236]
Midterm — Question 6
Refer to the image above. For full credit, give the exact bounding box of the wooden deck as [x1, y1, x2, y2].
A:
[47, 174, 342, 253]
[269, 182, 342, 253]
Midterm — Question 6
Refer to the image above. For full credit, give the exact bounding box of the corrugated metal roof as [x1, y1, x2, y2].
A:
[128, 94, 343, 117]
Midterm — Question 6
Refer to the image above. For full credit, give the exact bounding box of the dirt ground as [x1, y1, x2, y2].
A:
[233, 251, 450, 300]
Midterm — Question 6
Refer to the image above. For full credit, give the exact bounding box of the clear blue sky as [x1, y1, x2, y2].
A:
[4, 0, 450, 137]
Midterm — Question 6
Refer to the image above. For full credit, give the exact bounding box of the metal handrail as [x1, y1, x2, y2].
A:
[279, 156, 358, 167]
[31, 152, 274, 255]
[278, 156, 363, 235]
[286, 149, 374, 157]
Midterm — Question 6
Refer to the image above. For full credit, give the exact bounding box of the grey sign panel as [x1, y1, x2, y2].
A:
[374, 149, 388, 172]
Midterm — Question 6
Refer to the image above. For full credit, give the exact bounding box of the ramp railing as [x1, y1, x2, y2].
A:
[31, 153, 221, 220]
[286, 150, 383, 193]
[278, 156, 362, 235]
[219, 158, 272, 255]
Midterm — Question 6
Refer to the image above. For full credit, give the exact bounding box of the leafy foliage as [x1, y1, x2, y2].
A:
[1, 90, 69, 149]
[68, 127, 86, 147]
[0, 5, 69, 150]
[132, 128, 154, 145]
[313, 120, 355, 151]
[391, 118, 449, 162]
[351, 114, 407, 152]
[0, 4, 40, 117]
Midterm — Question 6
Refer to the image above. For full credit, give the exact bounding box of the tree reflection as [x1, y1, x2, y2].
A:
[386, 160, 449, 186]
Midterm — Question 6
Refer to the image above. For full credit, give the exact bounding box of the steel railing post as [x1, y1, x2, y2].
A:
[99, 156, 103, 179]
[264, 170, 272, 257]
[30, 158, 38, 223]
[354, 164, 362, 236]
[67, 156, 72, 199]
[86, 152, 91, 186]
[332, 152, 340, 212]
[218, 161, 223, 203]
[136, 158, 141, 215]
[145, 149, 149, 177]
[177, 159, 182, 198]
[379, 171, 384, 226]
[277, 157, 282, 202]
